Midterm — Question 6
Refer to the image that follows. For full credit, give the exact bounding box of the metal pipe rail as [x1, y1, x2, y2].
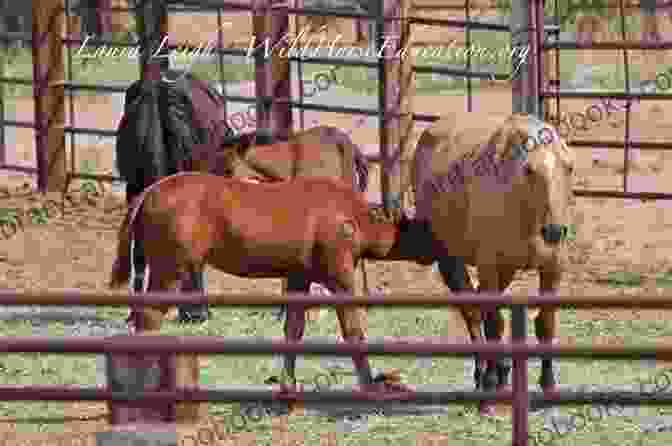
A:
[1, 290, 672, 308]
[1, 290, 672, 446]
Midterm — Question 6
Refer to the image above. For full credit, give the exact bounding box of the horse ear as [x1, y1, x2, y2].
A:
[556, 138, 575, 170]
[491, 117, 529, 162]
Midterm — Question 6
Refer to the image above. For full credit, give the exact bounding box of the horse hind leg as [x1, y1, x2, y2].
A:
[133, 261, 181, 332]
[272, 272, 310, 414]
[335, 303, 374, 387]
[177, 266, 210, 324]
[536, 267, 560, 394]
[281, 273, 310, 386]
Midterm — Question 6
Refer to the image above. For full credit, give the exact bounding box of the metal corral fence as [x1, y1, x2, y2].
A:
[0, 0, 517, 208]
[0, 0, 134, 192]
[3, 291, 672, 446]
[538, 0, 672, 201]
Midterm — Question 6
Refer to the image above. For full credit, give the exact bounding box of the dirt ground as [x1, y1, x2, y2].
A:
[2, 8, 672, 444]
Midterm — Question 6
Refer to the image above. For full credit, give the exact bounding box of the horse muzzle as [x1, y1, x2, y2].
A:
[541, 223, 568, 245]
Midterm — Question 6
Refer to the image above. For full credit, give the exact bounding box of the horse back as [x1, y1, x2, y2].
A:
[148, 175, 365, 264]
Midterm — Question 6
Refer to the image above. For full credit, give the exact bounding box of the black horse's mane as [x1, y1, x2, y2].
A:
[116, 69, 236, 186]
[116, 69, 368, 195]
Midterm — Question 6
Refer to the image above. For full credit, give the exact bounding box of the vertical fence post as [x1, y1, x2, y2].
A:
[511, 303, 529, 446]
[532, 0, 543, 118]
[135, 0, 168, 82]
[270, 0, 292, 140]
[252, 0, 292, 142]
[252, 0, 267, 135]
[0, 38, 6, 167]
[32, 0, 67, 192]
[96, 0, 113, 40]
[511, 0, 540, 117]
[398, 0, 413, 211]
[378, 0, 411, 214]
[256, 0, 292, 295]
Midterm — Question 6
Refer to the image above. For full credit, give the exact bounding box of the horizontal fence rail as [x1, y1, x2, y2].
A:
[1, 291, 672, 446]
[5, 334, 672, 360]
[3, 290, 672, 307]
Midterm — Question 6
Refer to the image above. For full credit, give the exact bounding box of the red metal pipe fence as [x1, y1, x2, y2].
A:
[2, 290, 672, 446]
[538, 0, 672, 201]
[2, 1, 671, 198]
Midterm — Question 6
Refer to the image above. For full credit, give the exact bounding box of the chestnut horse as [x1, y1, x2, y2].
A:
[109, 172, 425, 394]
[193, 125, 371, 326]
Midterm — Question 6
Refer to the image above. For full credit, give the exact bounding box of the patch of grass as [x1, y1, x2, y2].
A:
[1, 299, 670, 446]
[76, 159, 102, 195]
[600, 271, 643, 288]
[655, 272, 672, 287]
[0, 10, 654, 103]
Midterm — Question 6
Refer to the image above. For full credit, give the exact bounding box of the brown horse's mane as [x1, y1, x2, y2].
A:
[220, 129, 295, 158]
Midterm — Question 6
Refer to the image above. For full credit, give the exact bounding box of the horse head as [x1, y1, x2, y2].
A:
[363, 205, 435, 264]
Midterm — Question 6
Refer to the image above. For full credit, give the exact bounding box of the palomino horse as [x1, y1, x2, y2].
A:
[109, 173, 425, 395]
[413, 112, 575, 415]
[192, 125, 371, 327]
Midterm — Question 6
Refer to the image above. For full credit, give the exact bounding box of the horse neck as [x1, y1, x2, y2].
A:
[360, 218, 402, 260]
[364, 217, 435, 263]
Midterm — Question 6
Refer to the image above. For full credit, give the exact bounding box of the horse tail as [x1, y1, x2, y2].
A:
[115, 80, 166, 188]
[109, 208, 133, 288]
[109, 188, 152, 288]
[322, 126, 369, 193]
[352, 144, 369, 193]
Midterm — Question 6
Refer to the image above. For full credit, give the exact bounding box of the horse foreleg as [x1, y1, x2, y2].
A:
[436, 256, 484, 391]
[282, 273, 310, 388]
[491, 266, 517, 392]
[459, 306, 484, 388]
[177, 266, 210, 323]
[537, 267, 560, 394]
[336, 304, 374, 387]
[483, 309, 508, 389]
[130, 237, 147, 293]
[474, 263, 502, 416]
[283, 304, 307, 386]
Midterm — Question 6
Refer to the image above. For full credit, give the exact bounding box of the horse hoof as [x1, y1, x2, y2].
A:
[177, 307, 212, 324]
[496, 383, 512, 393]
[366, 371, 414, 393]
[264, 376, 282, 385]
[265, 376, 300, 394]
[478, 402, 496, 416]
[542, 384, 557, 395]
[372, 369, 402, 384]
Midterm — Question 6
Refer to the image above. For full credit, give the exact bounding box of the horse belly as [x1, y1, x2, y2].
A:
[429, 192, 474, 261]
[208, 229, 310, 278]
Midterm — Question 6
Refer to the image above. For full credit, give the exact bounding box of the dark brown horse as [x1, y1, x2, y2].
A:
[193, 125, 368, 194]
[115, 69, 236, 323]
[109, 172, 425, 397]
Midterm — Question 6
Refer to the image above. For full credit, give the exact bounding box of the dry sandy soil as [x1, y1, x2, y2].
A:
[1, 8, 672, 444]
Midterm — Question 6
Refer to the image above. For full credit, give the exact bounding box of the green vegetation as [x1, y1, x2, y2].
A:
[0, 10, 648, 103]
[495, 0, 611, 24]
[601, 271, 644, 288]
[1, 302, 672, 445]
